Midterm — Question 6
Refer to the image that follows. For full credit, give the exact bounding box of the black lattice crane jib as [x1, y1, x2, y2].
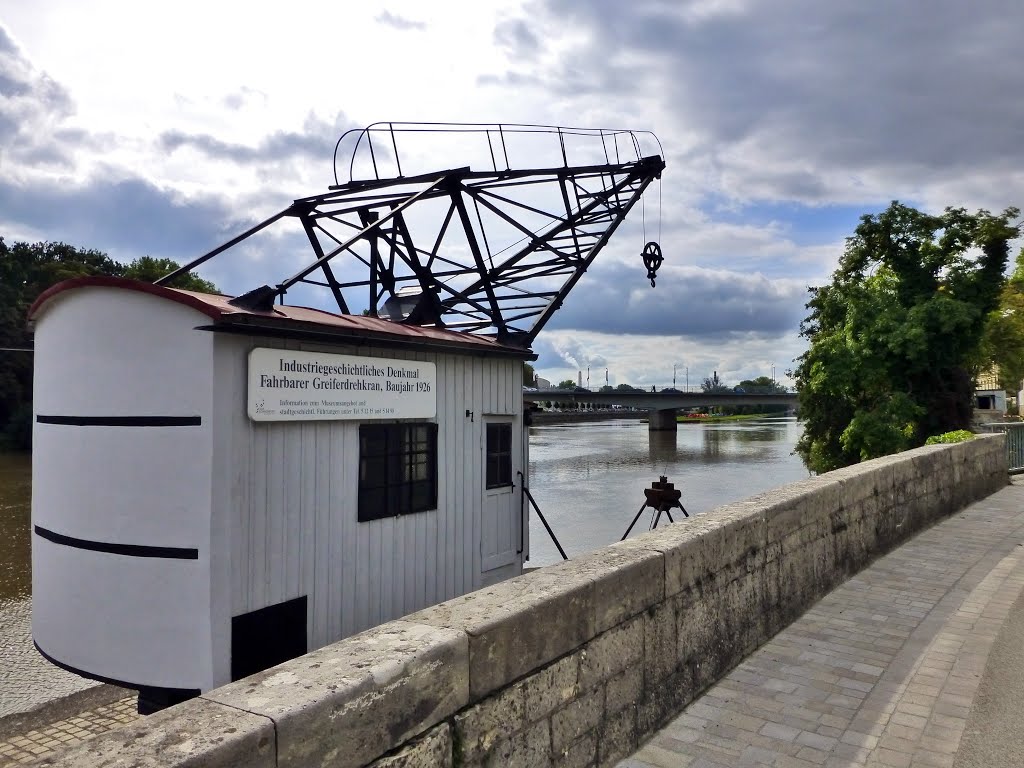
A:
[158, 123, 666, 348]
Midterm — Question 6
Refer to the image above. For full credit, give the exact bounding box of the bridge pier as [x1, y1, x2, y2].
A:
[648, 408, 678, 431]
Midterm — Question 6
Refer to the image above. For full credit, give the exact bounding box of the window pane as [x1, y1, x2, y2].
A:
[359, 422, 438, 521]
[411, 480, 433, 512]
[359, 487, 388, 520]
[360, 455, 388, 485]
[486, 423, 513, 489]
[411, 456, 429, 481]
[360, 426, 388, 455]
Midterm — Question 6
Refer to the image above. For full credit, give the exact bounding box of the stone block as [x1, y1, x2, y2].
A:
[203, 620, 468, 768]
[572, 543, 665, 632]
[910, 444, 950, 481]
[873, 503, 909, 551]
[551, 686, 605, 754]
[676, 588, 715, 664]
[579, 616, 644, 691]
[605, 664, 643, 715]
[642, 598, 678, 690]
[369, 723, 452, 768]
[521, 652, 582, 724]
[829, 513, 862, 578]
[833, 463, 886, 510]
[678, 505, 768, 594]
[774, 541, 818, 620]
[661, 516, 726, 596]
[597, 705, 638, 767]
[702, 570, 765, 671]
[762, 477, 843, 547]
[720, 506, 768, 579]
[636, 667, 692, 736]
[31, 697, 275, 768]
[612, 518, 717, 598]
[409, 565, 595, 700]
[553, 731, 598, 768]
[473, 719, 552, 768]
[761, 554, 792, 636]
[454, 684, 527, 762]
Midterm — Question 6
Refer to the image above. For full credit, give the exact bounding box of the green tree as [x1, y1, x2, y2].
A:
[795, 202, 1019, 473]
[735, 376, 788, 414]
[701, 371, 729, 393]
[0, 239, 125, 447]
[557, 379, 576, 389]
[738, 375, 787, 393]
[981, 248, 1024, 394]
[0, 238, 218, 449]
[123, 256, 219, 293]
[522, 362, 536, 387]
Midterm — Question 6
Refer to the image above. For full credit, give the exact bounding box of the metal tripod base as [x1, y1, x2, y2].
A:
[620, 502, 688, 541]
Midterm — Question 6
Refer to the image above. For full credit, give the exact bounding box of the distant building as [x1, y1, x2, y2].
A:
[975, 367, 1006, 415]
[536, 377, 551, 389]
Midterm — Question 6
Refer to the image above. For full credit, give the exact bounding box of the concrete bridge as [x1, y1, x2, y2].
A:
[524, 389, 799, 430]
[33, 434, 1010, 767]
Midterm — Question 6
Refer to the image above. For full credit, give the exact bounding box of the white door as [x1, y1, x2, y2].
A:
[481, 417, 519, 571]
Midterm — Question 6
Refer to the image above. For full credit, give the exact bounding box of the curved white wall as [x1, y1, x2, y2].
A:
[32, 286, 215, 690]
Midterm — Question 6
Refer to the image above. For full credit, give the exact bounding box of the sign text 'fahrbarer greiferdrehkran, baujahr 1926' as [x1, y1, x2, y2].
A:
[247, 348, 436, 421]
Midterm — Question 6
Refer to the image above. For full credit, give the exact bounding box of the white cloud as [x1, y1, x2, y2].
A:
[2, 0, 1021, 384]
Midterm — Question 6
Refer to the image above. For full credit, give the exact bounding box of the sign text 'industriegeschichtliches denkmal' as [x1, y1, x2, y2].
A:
[247, 348, 436, 421]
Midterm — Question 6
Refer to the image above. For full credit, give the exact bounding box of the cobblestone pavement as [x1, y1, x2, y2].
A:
[0, 695, 138, 766]
[621, 480, 1024, 768]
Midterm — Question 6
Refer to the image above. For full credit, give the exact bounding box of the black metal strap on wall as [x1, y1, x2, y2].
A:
[36, 415, 201, 427]
[34, 525, 199, 560]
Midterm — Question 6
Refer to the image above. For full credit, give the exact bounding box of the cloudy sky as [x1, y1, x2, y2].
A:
[3, 0, 1022, 389]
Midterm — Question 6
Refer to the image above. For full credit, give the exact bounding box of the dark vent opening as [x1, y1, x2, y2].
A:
[231, 595, 308, 682]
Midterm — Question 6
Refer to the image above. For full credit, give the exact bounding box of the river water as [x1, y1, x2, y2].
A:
[0, 453, 98, 717]
[0, 416, 804, 716]
[525, 416, 807, 565]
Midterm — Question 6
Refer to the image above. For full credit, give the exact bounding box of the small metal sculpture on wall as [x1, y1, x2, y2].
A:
[621, 475, 688, 540]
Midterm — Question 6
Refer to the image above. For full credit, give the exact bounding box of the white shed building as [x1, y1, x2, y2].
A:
[29, 276, 531, 710]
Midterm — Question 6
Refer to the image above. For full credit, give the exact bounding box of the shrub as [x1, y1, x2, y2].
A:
[924, 429, 975, 445]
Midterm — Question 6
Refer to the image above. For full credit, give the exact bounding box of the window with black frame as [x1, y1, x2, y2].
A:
[486, 422, 513, 489]
[358, 423, 437, 522]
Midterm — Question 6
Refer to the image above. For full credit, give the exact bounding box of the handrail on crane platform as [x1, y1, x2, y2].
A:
[333, 121, 665, 186]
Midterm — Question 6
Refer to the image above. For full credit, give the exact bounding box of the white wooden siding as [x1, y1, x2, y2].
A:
[209, 335, 525, 684]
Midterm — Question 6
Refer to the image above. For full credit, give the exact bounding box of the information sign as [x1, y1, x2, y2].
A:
[247, 348, 436, 421]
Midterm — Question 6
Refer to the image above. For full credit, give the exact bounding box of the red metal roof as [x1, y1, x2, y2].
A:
[28, 276, 534, 358]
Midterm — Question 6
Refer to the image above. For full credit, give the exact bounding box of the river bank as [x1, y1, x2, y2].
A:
[529, 409, 645, 424]
[677, 412, 788, 424]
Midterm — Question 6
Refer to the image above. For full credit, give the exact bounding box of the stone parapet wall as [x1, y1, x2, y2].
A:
[37, 435, 1007, 768]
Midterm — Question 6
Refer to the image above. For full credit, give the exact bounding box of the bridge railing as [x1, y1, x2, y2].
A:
[979, 422, 1024, 474]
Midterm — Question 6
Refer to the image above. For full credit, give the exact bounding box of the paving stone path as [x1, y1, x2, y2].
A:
[621, 479, 1024, 768]
[0, 695, 138, 766]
